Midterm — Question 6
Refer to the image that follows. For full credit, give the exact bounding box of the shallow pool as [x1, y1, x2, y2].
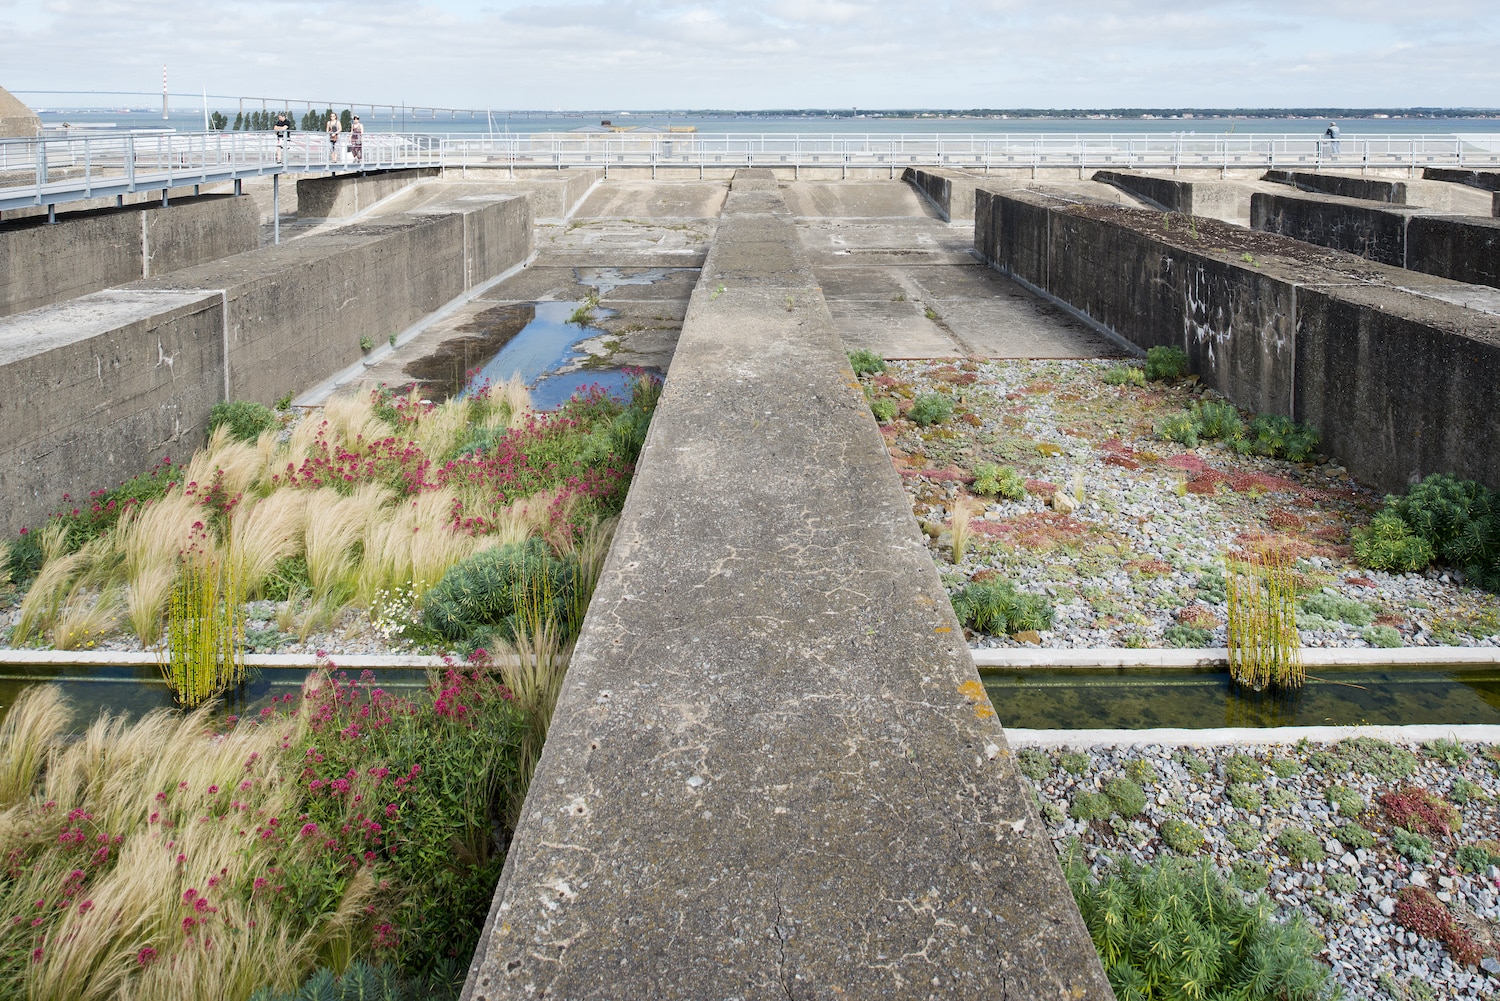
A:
[983, 666, 1500, 729]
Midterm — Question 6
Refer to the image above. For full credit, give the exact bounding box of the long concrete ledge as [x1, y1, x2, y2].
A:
[901, 166, 980, 222]
[1423, 167, 1500, 192]
[0, 192, 532, 536]
[295, 168, 439, 218]
[1263, 168, 1408, 204]
[1008, 724, 1500, 748]
[972, 647, 1500, 669]
[463, 170, 1111, 999]
[975, 187, 1500, 494]
[0, 194, 259, 317]
[1252, 188, 1500, 289]
[1091, 170, 1252, 223]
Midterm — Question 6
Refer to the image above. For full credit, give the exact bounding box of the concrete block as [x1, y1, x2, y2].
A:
[1406, 215, 1500, 290]
[1251, 190, 1416, 266]
[0, 289, 224, 536]
[1264, 169, 1408, 204]
[1091, 170, 1255, 223]
[902, 166, 979, 222]
[1422, 167, 1500, 192]
[0, 194, 258, 317]
[295, 167, 440, 218]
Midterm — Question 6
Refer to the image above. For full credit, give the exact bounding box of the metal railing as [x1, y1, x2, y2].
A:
[5, 129, 1499, 213]
[0, 130, 441, 212]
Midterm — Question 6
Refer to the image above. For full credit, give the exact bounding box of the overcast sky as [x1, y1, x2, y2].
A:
[4, 0, 1498, 111]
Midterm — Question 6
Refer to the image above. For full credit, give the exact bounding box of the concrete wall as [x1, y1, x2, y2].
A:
[1252, 189, 1500, 289]
[902, 166, 980, 222]
[1423, 167, 1500, 192]
[0, 194, 259, 317]
[0, 193, 532, 536]
[1264, 169, 1408, 204]
[1251, 190, 1416, 266]
[1090, 170, 1254, 223]
[975, 187, 1500, 494]
[295, 167, 440, 218]
[441, 167, 603, 221]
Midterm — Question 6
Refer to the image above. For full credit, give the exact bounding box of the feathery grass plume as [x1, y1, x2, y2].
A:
[125, 561, 175, 645]
[320, 390, 384, 449]
[183, 426, 263, 502]
[38, 519, 71, 564]
[231, 490, 309, 597]
[499, 373, 533, 429]
[161, 544, 245, 707]
[408, 489, 481, 596]
[0, 685, 70, 808]
[115, 490, 200, 583]
[283, 408, 329, 466]
[496, 624, 574, 819]
[12, 548, 89, 645]
[411, 397, 470, 465]
[51, 584, 123, 650]
[303, 484, 392, 593]
[1226, 550, 1303, 690]
[950, 500, 975, 563]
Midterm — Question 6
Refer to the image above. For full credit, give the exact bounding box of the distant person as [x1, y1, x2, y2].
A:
[1324, 121, 1341, 154]
[326, 112, 341, 163]
[274, 111, 291, 162]
[349, 115, 363, 163]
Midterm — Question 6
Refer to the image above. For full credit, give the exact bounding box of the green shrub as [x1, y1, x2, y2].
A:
[1353, 510, 1437, 574]
[1229, 859, 1270, 892]
[1195, 566, 1227, 604]
[1310, 736, 1418, 780]
[1189, 399, 1244, 442]
[1144, 345, 1190, 381]
[261, 554, 311, 602]
[1276, 826, 1326, 864]
[210, 399, 278, 443]
[847, 348, 887, 376]
[1160, 817, 1204, 854]
[1229, 782, 1264, 811]
[1124, 758, 1158, 784]
[1155, 412, 1200, 448]
[1450, 777, 1488, 805]
[908, 392, 954, 427]
[1327, 785, 1365, 818]
[1064, 849, 1330, 1001]
[972, 462, 1025, 501]
[1061, 750, 1092, 775]
[1325, 871, 1357, 896]
[1423, 737, 1471, 767]
[1363, 624, 1403, 648]
[1071, 790, 1114, 821]
[1392, 827, 1434, 865]
[1162, 623, 1211, 648]
[1456, 841, 1500, 873]
[1388, 474, 1500, 592]
[1017, 747, 1052, 781]
[250, 959, 464, 1001]
[1225, 753, 1264, 785]
[870, 397, 897, 422]
[1175, 749, 1212, 775]
[1334, 822, 1375, 849]
[1102, 365, 1146, 387]
[1225, 820, 1262, 851]
[1104, 776, 1147, 817]
[1266, 787, 1298, 810]
[1270, 757, 1302, 778]
[950, 578, 1055, 636]
[422, 539, 582, 646]
[1298, 591, 1375, 627]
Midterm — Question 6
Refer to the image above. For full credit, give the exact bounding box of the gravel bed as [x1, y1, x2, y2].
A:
[1017, 735, 1500, 1000]
[870, 358, 1500, 651]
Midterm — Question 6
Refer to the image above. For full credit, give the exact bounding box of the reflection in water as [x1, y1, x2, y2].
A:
[986, 667, 1500, 730]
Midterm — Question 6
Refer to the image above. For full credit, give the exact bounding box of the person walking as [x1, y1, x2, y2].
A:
[274, 111, 292, 163]
[349, 115, 363, 164]
[326, 112, 341, 165]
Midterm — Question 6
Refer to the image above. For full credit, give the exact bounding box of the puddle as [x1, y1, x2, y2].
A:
[575, 267, 696, 296]
[403, 301, 658, 410]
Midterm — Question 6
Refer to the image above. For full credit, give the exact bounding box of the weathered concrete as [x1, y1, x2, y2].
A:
[1264, 169, 1408, 204]
[1091, 170, 1256, 223]
[463, 169, 1112, 1000]
[0, 192, 533, 535]
[294, 167, 440, 218]
[423, 167, 603, 222]
[1423, 167, 1500, 192]
[902, 166, 982, 222]
[1252, 189, 1500, 289]
[0, 194, 260, 317]
[976, 187, 1500, 494]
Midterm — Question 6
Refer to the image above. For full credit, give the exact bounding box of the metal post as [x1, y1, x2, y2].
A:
[273, 173, 280, 244]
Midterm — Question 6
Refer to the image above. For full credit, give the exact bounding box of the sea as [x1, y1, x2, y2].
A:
[32, 107, 1500, 140]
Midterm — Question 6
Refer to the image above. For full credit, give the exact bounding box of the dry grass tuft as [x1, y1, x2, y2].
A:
[0, 685, 70, 808]
[51, 585, 124, 650]
[126, 561, 176, 645]
[12, 548, 89, 645]
[230, 489, 309, 596]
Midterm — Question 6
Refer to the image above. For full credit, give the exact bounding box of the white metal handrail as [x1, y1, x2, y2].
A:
[5, 130, 1499, 213]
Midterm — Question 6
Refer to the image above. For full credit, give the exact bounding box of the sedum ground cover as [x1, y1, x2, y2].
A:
[860, 358, 1500, 649]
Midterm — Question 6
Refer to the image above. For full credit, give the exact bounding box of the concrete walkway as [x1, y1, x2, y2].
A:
[462, 170, 1110, 999]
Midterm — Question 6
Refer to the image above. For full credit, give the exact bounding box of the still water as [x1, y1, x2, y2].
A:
[984, 666, 1500, 730]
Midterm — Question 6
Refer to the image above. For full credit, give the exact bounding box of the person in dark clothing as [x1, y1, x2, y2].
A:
[274, 112, 292, 162]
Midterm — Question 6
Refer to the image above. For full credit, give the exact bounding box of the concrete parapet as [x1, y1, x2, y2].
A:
[463, 169, 1112, 1000]
[1264, 169, 1408, 204]
[1423, 167, 1500, 192]
[440, 167, 603, 222]
[902, 166, 980, 221]
[295, 167, 440, 218]
[0, 194, 259, 317]
[0, 192, 532, 535]
[975, 187, 1500, 494]
[1091, 170, 1254, 223]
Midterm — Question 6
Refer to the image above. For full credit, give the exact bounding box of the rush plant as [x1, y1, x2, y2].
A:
[1225, 551, 1303, 690]
[161, 542, 246, 707]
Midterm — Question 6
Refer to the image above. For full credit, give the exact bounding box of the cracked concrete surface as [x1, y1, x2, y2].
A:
[461, 170, 1112, 999]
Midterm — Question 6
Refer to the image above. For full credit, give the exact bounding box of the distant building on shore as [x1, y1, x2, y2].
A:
[0, 85, 41, 138]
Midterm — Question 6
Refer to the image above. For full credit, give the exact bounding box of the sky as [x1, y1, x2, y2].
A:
[3, 0, 1498, 111]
